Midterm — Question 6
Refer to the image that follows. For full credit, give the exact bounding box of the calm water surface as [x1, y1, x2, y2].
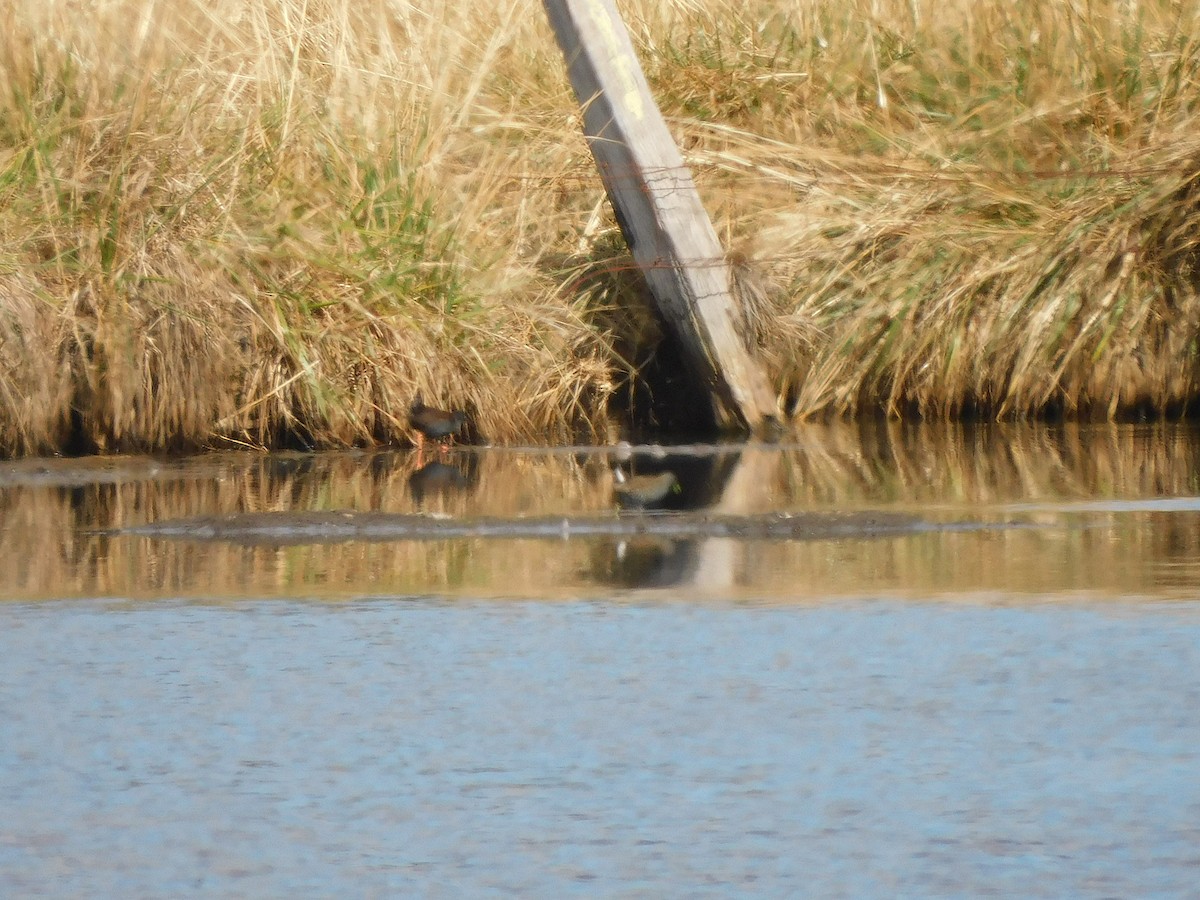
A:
[2, 423, 1200, 895]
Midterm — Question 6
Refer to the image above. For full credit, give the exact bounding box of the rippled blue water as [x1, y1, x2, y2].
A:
[2, 598, 1198, 897]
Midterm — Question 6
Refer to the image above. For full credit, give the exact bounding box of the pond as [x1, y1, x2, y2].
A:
[2, 421, 1199, 895]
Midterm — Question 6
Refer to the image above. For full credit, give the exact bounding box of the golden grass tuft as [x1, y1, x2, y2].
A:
[2, 0, 1200, 456]
[0, 275, 74, 455]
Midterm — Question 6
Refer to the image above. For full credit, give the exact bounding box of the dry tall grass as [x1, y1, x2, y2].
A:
[1, 0, 1199, 456]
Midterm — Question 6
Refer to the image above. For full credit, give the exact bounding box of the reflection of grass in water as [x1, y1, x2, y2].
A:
[780, 420, 1200, 506]
[3, 423, 1200, 600]
[2, 0, 1200, 457]
[1, 449, 614, 600]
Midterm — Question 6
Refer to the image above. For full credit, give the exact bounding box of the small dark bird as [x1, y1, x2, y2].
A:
[410, 394, 467, 458]
[612, 467, 679, 510]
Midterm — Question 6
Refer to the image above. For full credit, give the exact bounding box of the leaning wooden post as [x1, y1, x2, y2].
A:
[543, 0, 778, 433]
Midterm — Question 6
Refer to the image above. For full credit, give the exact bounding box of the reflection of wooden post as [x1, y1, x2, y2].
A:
[543, 0, 778, 433]
[689, 449, 774, 591]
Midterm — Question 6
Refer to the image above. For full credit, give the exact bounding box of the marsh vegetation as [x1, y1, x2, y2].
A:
[2, 0, 1199, 456]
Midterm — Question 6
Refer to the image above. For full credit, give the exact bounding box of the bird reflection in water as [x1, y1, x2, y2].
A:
[589, 535, 697, 589]
[408, 456, 479, 507]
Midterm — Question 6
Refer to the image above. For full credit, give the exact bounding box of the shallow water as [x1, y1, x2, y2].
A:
[2, 422, 1200, 895]
[4, 420, 1200, 601]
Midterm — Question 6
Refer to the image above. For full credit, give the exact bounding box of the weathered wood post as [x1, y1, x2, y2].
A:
[542, 0, 778, 433]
